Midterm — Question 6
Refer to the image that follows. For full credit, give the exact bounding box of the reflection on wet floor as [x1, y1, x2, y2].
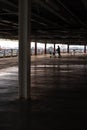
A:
[0, 63, 87, 101]
[0, 57, 87, 129]
[32, 64, 87, 68]
[0, 67, 18, 101]
[31, 64, 87, 99]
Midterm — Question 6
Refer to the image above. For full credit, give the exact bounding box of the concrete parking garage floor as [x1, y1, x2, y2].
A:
[0, 55, 87, 130]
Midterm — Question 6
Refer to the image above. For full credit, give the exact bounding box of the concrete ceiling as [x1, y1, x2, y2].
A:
[0, 0, 87, 44]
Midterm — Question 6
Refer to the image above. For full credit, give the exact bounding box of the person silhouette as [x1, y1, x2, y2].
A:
[56, 46, 61, 58]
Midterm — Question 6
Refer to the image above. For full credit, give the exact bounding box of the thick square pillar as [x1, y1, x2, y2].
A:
[84, 45, 86, 53]
[44, 43, 47, 54]
[19, 0, 31, 99]
[35, 41, 37, 55]
[67, 44, 69, 53]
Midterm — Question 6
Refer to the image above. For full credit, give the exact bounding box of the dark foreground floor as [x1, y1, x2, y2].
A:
[0, 55, 87, 129]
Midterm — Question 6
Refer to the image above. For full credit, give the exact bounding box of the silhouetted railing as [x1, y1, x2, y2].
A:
[0, 49, 18, 58]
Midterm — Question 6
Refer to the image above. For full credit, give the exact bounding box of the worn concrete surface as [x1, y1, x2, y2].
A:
[0, 57, 18, 69]
[0, 55, 87, 129]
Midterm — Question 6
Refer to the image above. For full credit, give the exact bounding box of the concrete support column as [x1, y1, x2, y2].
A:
[84, 45, 86, 53]
[19, 0, 31, 99]
[67, 44, 69, 53]
[54, 44, 55, 53]
[44, 43, 47, 54]
[35, 41, 37, 55]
